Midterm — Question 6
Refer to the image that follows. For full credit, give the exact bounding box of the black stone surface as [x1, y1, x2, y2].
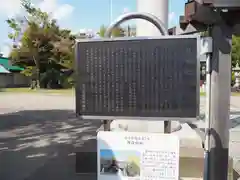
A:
[75, 37, 199, 118]
[75, 139, 97, 174]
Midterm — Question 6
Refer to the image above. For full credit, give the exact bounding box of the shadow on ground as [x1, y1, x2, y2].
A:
[0, 110, 100, 180]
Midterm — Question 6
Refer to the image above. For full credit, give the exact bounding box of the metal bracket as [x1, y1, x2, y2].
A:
[200, 37, 213, 55]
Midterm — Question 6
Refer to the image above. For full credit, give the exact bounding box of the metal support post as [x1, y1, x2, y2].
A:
[204, 52, 212, 180]
[103, 120, 110, 131]
[164, 121, 171, 133]
[208, 24, 232, 180]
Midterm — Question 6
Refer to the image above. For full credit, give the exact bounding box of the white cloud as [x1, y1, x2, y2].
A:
[168, 12, 176, 23]
[122, 7, 130, 14]
[0, 44, 11, 57]
[0, 0, 22, 17]
[52, 4, 74, 20]
[0, 0, 74, 20]
[168, 12, 176, 24]
[38, 0, 74, 20]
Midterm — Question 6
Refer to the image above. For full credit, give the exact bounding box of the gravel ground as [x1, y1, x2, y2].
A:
[1, 93, 240, 180]
[0, 93, 100, 180]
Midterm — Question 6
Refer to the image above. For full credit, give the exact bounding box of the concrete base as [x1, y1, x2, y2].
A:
[108, 120, 233, 180]
[110, 120, 182, 133]
[178, 148, 233, 180]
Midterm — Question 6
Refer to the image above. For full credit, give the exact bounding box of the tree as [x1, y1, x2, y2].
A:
[7, 0, 54, 88]
[232, 35, 240, 68]
[112, 26, 125, 37]
[50, 29, 76, 88]
[200, 31, 240, 69]
[7, 0, 75, 89]
[98, 25, 125, 37]
[98, 25, 107, 37]
[200, 31, 209, 37]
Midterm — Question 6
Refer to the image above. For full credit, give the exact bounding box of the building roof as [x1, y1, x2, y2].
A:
[0, 57, 23, 71]
[0, 64, 10, 73]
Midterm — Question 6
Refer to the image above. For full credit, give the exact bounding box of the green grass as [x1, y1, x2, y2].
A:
[200, 92, 205, 96]
[1, 88, 74, 95]
[2, 88, 240, 96]
[200, 92, 240, 96]
[232, 92, 240, 96]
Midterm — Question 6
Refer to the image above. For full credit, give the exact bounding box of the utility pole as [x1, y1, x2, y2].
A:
[180, 1, 239, 179]
[208, 23, 232, 180]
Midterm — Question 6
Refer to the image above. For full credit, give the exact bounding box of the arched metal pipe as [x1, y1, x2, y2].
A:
[104, 12, 168, 37]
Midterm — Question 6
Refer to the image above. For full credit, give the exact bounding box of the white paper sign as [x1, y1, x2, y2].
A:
[97, 131, 179, 180]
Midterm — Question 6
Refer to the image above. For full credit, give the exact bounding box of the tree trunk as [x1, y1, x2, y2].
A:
[32, 55, 40, 89]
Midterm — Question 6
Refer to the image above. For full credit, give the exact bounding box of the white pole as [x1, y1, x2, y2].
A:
[203, 53, 211, 180]
[136, 0, 170, 133]
[136, 0, 168, 36]
[205, 54, 211, 150]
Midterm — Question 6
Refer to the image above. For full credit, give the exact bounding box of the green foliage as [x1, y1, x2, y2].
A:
[6, 1, 134, 90]
[200, 31, 209, 37]
[6, 0, 75, 89]
[232, 35, 240, 68]
[112, 27, 125, 37]
[98, 25, 125, 37]
[232, 72, 236, 86]
[8, 1, 240, 90]
[20, 66, 35, 76]
[200, 32, 240, 70]
[98, 25, 107, 37]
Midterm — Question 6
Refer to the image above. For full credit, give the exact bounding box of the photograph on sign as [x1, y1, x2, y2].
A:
[99, 150, 140, 177]
[75, 36, 200, 120]
[97, 131, 180, 180]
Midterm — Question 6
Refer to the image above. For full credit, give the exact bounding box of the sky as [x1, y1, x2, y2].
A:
[0, 0, 186, 57]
